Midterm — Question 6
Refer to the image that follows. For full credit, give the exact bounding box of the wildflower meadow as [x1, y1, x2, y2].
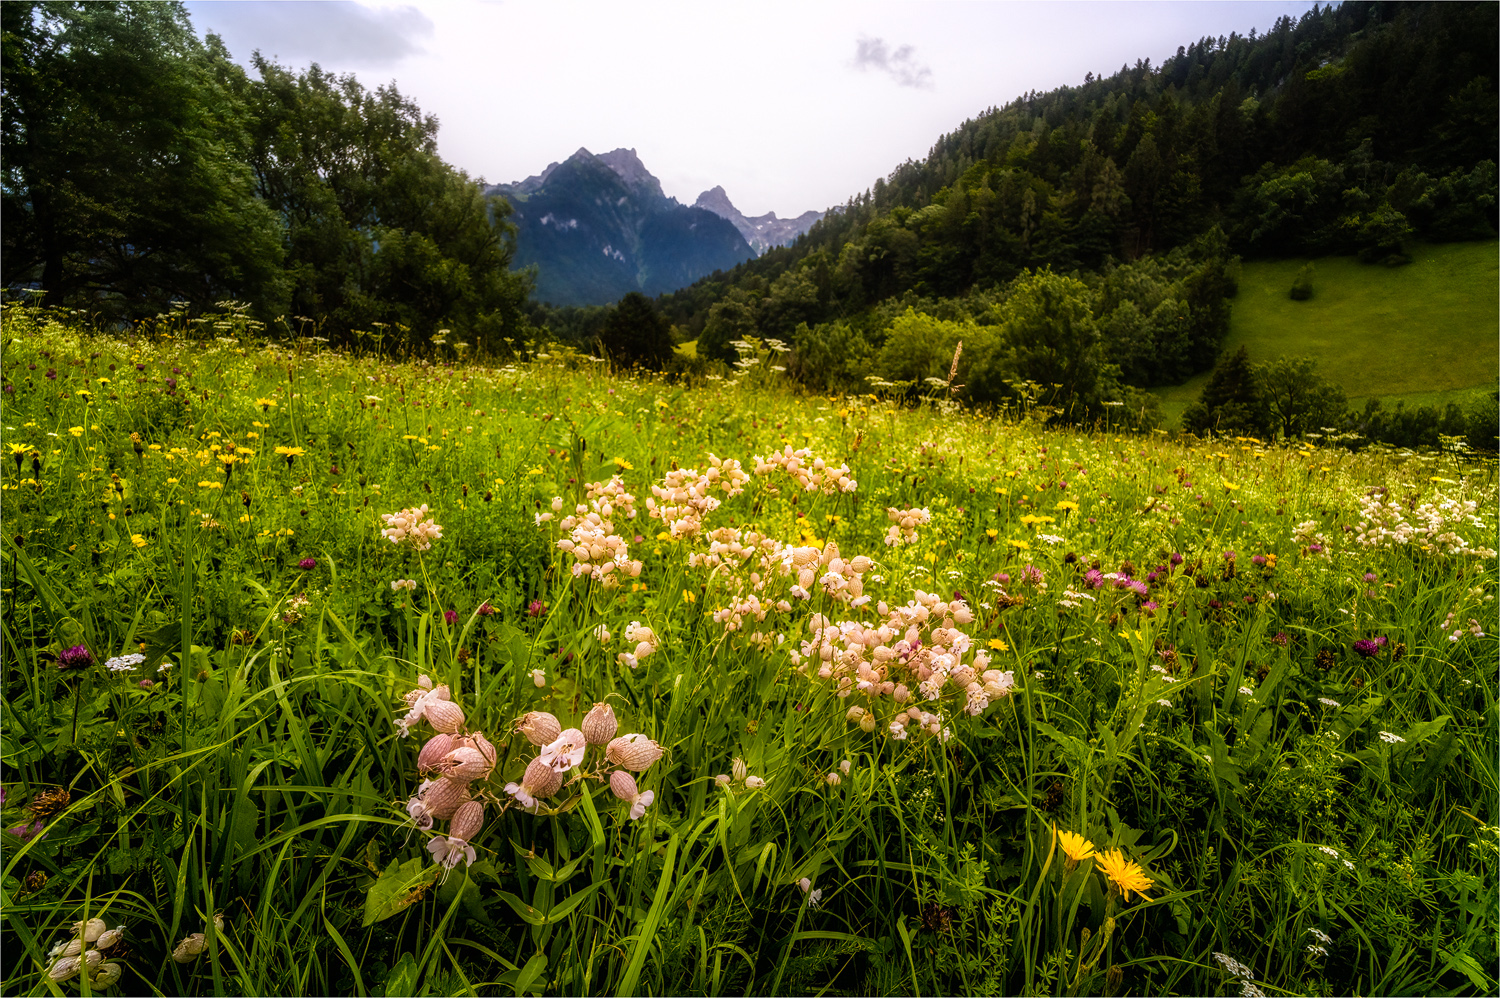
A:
[1, 303, 1496, 996]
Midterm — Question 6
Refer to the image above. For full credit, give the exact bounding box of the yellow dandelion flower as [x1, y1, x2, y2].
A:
[987, 638, 1009, 651]
[198, 481, 223, 490]
[614, 457, 634, 471]
[1094, 848, 1153, 902]
[255, 398, 278, 409]
[274, 446, 306, 458]
[1055, 827, 1095, 864]
[1054, 501, 1079, 512]
[130, 534, 147, 548]
[1007, 539, 1030, 550]
[985, 528, 998, 539]
[69, 426, 85, 437]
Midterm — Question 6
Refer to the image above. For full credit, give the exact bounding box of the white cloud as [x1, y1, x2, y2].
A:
[852, 36, 933, 90]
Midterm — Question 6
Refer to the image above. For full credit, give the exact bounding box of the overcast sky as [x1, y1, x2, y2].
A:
[186, 1, 1321, 218]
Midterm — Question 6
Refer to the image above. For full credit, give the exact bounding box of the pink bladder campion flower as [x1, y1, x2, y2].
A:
[380, 504, 444, 551]
[582, 702, 618, 745]
[606, 733, 664, 772]
[609, 770, 655, 820]
[515, 711, 562, 746]
[539, 729, 587, 772]
[505, 757, 564, 809]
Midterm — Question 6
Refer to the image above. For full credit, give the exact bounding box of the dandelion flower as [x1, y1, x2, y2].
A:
[1094, 848, 1153, 901]
[1055, 827, 1095, 864]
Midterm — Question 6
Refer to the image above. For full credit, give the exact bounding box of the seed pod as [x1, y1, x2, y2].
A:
[92, 962, 123, 988]
[515, 711, 562, 746]
[424, 699, 466, 734]
[441, 746, 491, 782]
[522, 756, 563, 799]
[75, 918, 107, 943]
[172, 932, 206, 963]
[423, 777, 473, 821]
[96, 927, 124, 950]
[57, 938, 83, 958]
[609, 770, 639, 801]
[605, 734, 664, 773]
[417, 733, 456, 774]
[450, 800, 485, 842]
[83, 949, 103, 972]
[582, 702, 618, 745]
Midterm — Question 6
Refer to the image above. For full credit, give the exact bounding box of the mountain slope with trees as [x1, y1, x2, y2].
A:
[646, 1, 1495, 425]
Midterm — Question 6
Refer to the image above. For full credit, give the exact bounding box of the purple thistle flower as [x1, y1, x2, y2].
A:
[1223, 550, 1237, 563]
[1141, 601, 1160, 616]
[477, 602, 495, 617]
[1362, 572, 1378, 583]
[1170, 552, 1184, 566]
[1127, 580, 1149, 597]
[1352, 639, 1384, 658]
[1021, 565, 1044, 586]
[298, 557, 317, 570]
[1252, 554, 1267, 566]
[57, 645, 93, 670]
[1271, 632, 1289, 647]
[443, 610, 459, 625]
[1083, 569, 1104, 589]
[527, 600, 546, 618]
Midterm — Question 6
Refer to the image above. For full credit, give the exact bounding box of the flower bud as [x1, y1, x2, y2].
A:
[515, 711, 562, 746]
[172, 932, 206, 963]
[522, 756, 563, 799]
[745, 775, 767, 789]
[582, 702, 618, 745]
[57, 938, 83, 958]
[859, 712, 877, 733]
[731, 757, 747, 783]
[417, 733, 456, 774]
[609, 770, 640, 801]
[423, 777, 473, 820]
[91, 962, 123, 988]
[49, 955, 82, 982]
[714, 774, 731, 787]
[845, 705, 866, 723]
[96, 926, 124, 950]
[606, 734, 664, 772]
[83, 949, 103, 972]
[825, 772, 842, 786]
[424, 699, 466, 734]
[450, 800, 484, 842]
[75, 918, 107, 942]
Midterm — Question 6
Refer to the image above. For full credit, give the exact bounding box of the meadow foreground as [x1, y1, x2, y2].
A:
[1, 306, 1496, 997]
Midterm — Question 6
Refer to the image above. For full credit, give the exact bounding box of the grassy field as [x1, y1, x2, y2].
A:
[1, 303, 1496, 997]
[1153, 240, 1499, 427]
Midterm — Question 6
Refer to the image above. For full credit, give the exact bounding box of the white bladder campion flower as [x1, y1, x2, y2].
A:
[380, 504, 444, 551]
[606, 733, 664, 772]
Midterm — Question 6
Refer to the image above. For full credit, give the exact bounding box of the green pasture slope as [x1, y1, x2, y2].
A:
[1154, 240, 1499, 428]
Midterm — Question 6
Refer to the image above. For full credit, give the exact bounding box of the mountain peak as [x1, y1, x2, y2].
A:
[597, 148, 665, 201]
[694, 187, 822, 255]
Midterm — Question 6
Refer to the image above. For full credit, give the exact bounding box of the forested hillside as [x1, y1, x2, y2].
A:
[648, 1, 1495, 418]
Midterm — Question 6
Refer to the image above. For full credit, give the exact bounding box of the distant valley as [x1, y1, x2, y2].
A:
[487, 149, 821, 307]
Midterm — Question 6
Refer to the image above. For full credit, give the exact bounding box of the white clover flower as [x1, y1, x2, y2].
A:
[391, 578, 417, 591]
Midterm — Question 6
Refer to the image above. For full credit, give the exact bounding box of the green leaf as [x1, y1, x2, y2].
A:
[363, 856, 436, 927]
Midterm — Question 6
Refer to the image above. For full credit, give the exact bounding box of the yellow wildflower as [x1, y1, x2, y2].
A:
[1094, 848, 1153, 902]
[69, 427, 84, 437]
[1055, 827, 1095, 864]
